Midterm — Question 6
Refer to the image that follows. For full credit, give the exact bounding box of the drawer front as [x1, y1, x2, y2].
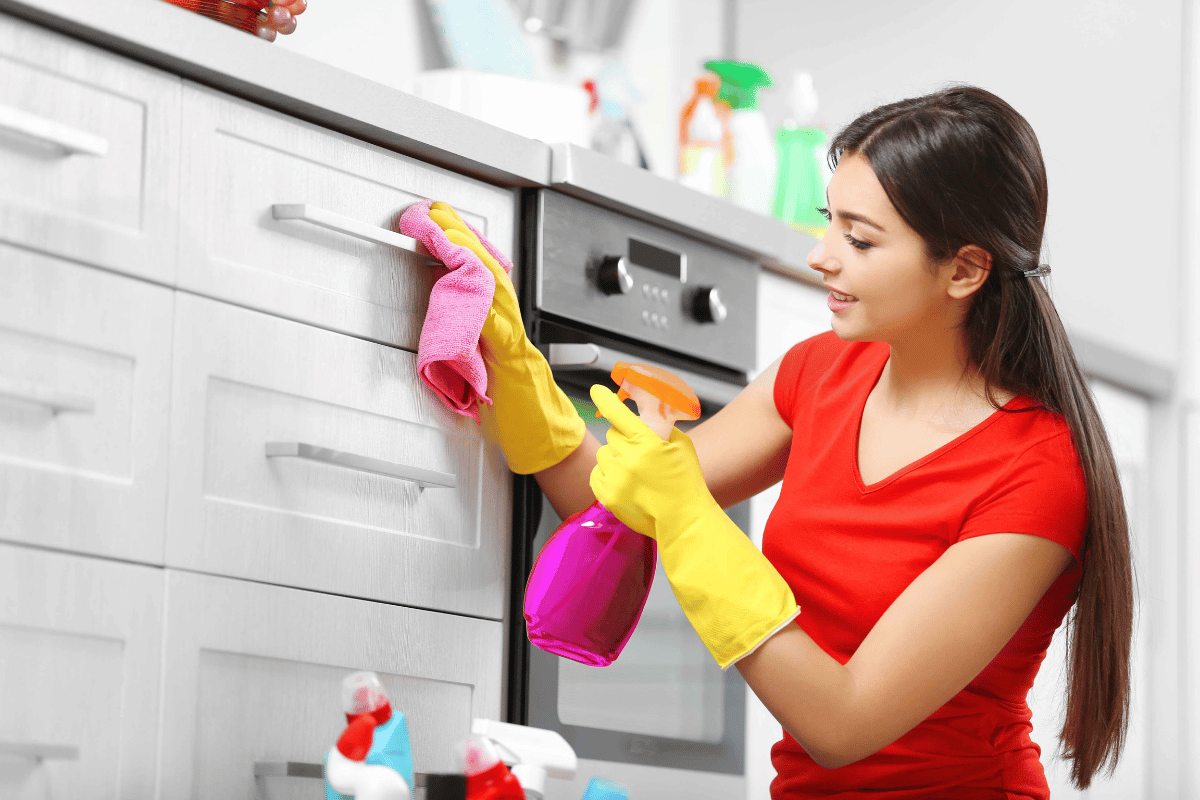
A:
[166, 292, 511, 618]
[0, 244, 173, 564]
[0, 543, 164, 799]
[177, 81, 517, 350]
[158, 570, 503, 800]
[0, 14, 180, 284]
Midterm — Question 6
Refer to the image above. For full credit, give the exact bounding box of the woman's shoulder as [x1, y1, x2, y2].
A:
[779, 330, 883, 379]
[774, 332, 886, 422]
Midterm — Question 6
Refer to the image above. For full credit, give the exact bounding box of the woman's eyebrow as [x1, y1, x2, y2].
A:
[825, 191, 886, 232]
[836, 209, 885, 232]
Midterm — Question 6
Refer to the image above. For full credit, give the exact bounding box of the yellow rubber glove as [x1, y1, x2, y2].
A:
[427, 202, 584, 475]
[588, 384, 801, 669]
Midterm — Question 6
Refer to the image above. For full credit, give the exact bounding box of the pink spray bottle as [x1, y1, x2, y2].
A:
[523, 362, 701, 666]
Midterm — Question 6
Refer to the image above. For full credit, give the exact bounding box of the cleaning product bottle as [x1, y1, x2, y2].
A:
[773, 71, 831, 237]
[326, 671, 416, 800]
[524, 362, 701, 667]
[677, 73, 729, 196]
[463, 735, 525, 800]
[704, 59, 776, 215]
[580, 777, 630, 800]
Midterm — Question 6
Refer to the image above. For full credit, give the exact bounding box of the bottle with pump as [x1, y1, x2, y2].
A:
[468, 719, 577, 800]
[704, 59, 776, 215]
[524, 362, 701, 667]
[773, 71, 831, 236]
[677, 73, 730, 197]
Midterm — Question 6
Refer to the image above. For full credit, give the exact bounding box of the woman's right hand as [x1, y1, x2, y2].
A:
[424, 202, 585, 475]
[427, 203, 528, 363]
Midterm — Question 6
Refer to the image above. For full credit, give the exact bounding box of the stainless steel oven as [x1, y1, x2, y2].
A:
[506, 189, 759, 791]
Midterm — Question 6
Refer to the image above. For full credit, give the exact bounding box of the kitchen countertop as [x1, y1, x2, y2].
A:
[0, 0, 821, 280]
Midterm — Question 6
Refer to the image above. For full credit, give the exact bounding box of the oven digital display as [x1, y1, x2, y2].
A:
[628, 238, 687, 282]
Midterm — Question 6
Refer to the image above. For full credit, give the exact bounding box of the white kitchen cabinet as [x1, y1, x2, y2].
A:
[0, 543, 164, 799]
[157, 569, 503, 800]
[0, 244, 174, 564]
[176, 82, 517, 351]
[165, 292, 511, 619]
[0, 14, 180, 285]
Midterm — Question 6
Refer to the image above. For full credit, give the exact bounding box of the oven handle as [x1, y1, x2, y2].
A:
[545, 343, 744, 409]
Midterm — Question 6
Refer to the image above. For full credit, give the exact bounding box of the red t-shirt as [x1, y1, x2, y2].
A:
[764, 331, 1087, 800]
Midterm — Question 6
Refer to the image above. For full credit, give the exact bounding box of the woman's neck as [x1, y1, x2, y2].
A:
[877, 331, 985, 415]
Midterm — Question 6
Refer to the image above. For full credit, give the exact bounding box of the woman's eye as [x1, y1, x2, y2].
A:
[816, 206, 831, 221]
[844, 233, 872, 251]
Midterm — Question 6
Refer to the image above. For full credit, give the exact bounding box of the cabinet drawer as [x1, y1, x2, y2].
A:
[158, 570, 503, 800]
[0, 244, 173, 563]
[0, 15, 180, 284]
[166, 292, 511, 618]
[0, 543, 164, 799]
[177, 82, 517, 350]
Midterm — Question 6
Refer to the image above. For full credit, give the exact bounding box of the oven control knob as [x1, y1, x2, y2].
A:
[691, 286, 727, 324]
[596, 255, 634, 295]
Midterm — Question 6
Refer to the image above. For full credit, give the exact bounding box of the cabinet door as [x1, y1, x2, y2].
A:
[165, 292, 511, 619]
[157, 569, 503, 800]
[0, 244, 174, 564]
[0, 14, 180, 284]
[0, 543, 164, 799]
[177, 82, 517, 351]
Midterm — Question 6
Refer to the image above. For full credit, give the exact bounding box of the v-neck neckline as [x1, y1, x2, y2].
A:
[852, 351, 1021, 494]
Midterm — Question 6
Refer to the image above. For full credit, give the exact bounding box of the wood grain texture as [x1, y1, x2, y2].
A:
[158, 569, 503, 800]
[0, 543, 164, 799]
[165, 293, 512, 619]
[177, 81, 518, 352]
[0, 13, 181, 284]
[0, 245, 174, 563]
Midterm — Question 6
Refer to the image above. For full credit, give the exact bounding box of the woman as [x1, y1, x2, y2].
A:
[429, 84, 1132, 798]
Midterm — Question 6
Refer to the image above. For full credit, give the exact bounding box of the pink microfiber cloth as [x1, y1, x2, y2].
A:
[399, 199, 511, 422]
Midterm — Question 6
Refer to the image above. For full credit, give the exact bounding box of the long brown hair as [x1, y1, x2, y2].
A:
[829, 85, 1134, 788]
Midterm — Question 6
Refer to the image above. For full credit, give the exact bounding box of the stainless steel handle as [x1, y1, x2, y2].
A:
[0, 104, 109, 157]
[0, 741, 80, 761]
[546, 342, 744, 409]
[265, 442, 457, 490]
[254, 761, 430, 787]
[271, 204, 439, 264]
[0, 378, 95, 414]
[254, 761, 324, 779]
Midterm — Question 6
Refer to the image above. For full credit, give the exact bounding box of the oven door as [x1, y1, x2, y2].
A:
[513, 337, 750, 784]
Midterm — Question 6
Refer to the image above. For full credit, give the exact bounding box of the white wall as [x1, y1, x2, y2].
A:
[736, 0, 1182, 374]
[274, 0, 728, 180]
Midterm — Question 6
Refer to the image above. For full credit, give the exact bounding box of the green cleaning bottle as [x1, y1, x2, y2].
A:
[704, 59, 776, 215]
[773, 72, 830, 237]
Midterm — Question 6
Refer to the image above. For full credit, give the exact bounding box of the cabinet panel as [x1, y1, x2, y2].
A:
[0, 543, 164, 799]
[0, 14, 180, 283]
[0, 244, 173, 563]
[166, 293, 511, 618]
[158, 569, 503, 800]
[177, 82, 516, 350]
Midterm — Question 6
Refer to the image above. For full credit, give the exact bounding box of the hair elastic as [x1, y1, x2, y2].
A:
[1023, 264, 1051, 278]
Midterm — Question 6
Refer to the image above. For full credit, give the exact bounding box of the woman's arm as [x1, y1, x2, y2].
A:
[534, 355, 793, 521]
[736, 532, 1074, 769]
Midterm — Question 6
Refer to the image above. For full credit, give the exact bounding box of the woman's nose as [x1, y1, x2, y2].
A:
[807, 236, 833, 276]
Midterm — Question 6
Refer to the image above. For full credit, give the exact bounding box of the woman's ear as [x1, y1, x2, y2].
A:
[946, 245, 992, 299]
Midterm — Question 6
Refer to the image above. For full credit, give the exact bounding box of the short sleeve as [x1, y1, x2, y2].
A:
[772, 331, 845, 427]
[772, 342, 807, 427]
[956, 430, 1088, 563]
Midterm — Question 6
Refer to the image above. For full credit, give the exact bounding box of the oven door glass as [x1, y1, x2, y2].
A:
[524, 379, 746, 774]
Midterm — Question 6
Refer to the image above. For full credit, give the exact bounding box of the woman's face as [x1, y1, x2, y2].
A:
[807, 152, 957, 343]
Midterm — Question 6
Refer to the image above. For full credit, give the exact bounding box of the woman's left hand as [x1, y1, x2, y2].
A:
[588, 384, 718, 540]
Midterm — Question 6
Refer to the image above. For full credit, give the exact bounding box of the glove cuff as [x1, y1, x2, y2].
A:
[478, 339, 586, 475]
[660, 505, 801, 669]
